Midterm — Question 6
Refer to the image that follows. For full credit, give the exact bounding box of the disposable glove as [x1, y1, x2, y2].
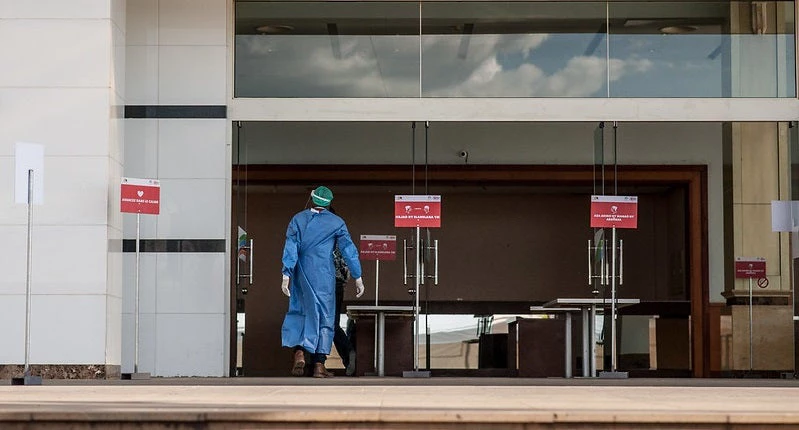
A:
[281, 275, 290, 297]
[355, 277, 365, 298]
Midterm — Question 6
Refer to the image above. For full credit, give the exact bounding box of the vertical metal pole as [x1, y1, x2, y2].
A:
[749, 276, 754, 371]
[375, 260, 380, 306]
[374, 261, 379, 372]
[23, 169, 33, 378]
[590, 304, 597, 376]
[414, 226, 421, 371]
[582, 307, 590, 377]
[611, 227, 618, 372]
[134, 212, 141, 374]
[378, 311, 386, 376]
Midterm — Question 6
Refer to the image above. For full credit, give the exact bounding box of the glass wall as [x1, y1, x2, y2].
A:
[235, 2, 420, 97]
[608, 2, 796, 97]
[235, 1, 796, 98]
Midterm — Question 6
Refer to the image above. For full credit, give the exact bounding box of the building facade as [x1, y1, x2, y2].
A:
[0, 0, 797, 378]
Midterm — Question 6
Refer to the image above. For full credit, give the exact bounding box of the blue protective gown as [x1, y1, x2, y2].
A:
[280, 209, 362, 355]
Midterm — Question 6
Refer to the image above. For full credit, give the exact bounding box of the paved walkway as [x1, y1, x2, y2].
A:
[1, 378, 799, 428]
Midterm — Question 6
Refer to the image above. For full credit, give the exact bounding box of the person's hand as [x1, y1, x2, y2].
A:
[281, 275, 290, 297]
[355, 277, 365, 298]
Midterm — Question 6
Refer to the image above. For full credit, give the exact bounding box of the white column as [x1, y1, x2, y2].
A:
[123, 0, 228, 377]
[0, 0, 126, 376]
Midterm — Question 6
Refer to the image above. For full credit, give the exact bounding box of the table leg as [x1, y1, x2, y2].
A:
[582, 307, 590, 377]
[565, 312, 572, 378]
[378, 311, 386, 377]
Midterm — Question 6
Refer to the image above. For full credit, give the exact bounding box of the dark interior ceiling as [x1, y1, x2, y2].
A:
[235, 2, 730, 35]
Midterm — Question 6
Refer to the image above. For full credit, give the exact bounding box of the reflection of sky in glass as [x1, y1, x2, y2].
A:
[422, 34, 616, 97]
[235, 32, 795, 98]
[235, 35, 420, 97]
[610, 34, 724, 97]
[610, 34, 795, 97]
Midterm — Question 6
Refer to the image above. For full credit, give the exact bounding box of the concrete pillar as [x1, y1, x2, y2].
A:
[0, 0, 126, 379]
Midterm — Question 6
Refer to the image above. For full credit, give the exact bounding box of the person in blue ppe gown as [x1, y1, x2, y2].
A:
[280, 186, 365, 378]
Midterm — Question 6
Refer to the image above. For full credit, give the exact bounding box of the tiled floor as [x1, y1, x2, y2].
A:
[1, 378, 799, 428]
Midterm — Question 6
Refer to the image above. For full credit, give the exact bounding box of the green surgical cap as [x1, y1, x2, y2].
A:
[311, 186, 333, 207]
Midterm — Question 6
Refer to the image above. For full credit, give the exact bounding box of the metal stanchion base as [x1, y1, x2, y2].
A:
[121, 372, 151, 380]
[598, 371, 629, 379]
[11, 375, 42, 386]
[402, 370, 431, 378]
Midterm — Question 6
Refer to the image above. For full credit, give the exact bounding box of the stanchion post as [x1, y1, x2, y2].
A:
[134, 212, 141, 374]
[13, 143, 45, 386]
[611, 227, 617, 372]
[373, 260, 380, 372]
[375, 260, 380, 306]
[414, 226, 420, 371]
[403, 226, 430, 378]
[18, 170, 42, 385]
[749, 276, 754, 372]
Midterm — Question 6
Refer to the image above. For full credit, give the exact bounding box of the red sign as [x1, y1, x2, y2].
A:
[590, 195, 638, 229]
[394, 195, 441, 228]
[121, 177, 160, 215]
[735, 257, 766, 279]
[359, 235, 397, 261]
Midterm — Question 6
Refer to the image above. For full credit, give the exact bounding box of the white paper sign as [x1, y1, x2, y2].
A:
[15, 142, 44, 205]
[771, 200, 799, 232]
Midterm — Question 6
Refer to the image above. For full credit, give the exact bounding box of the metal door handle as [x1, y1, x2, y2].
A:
[403, 239, 408, 285]
[420, 239, 425, 285]
[587, 240, 592, 285]
[237, 239, 254, 285]
[619, 239, 623, 285]
[433, 239, 439, 285]
[248, 239, 254, 285]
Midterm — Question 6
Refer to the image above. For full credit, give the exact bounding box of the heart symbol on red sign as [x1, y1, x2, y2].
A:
[137, 191, 144, 197]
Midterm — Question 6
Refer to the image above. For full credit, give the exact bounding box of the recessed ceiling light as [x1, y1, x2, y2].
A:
[624, 19, 657, 27]
[256, 25, 294, 34]
[659, 25, 698, 34]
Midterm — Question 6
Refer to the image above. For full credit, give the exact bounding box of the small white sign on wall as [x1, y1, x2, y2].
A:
[14, 142, 44, 205]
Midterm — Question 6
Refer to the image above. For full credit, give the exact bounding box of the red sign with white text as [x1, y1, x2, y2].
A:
[394, 195, 441, 228]
[121, 177, 160, 215]
[360, 235, 397, 261]
[590, 195, 638, 229]
[735, 257, 766, 279]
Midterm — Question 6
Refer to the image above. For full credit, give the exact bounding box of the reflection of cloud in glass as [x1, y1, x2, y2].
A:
[236, 35, 420, 97]
[236, 33, 653, 97]
[422, 34, 653, 97]
[431, 55, 652, 97]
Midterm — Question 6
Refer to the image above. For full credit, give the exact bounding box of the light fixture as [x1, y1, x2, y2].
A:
[255, 24, 294, 34]
[659, 25, 698, 34]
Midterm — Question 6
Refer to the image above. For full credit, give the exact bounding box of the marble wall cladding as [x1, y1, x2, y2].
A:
[0, 365, 121, 380]
[730, 305, 794, 370]
[739, 123, 779, 204]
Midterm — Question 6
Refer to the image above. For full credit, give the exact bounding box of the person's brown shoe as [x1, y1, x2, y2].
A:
[312, 362, 334, 378]
[291, 349, 305, 377]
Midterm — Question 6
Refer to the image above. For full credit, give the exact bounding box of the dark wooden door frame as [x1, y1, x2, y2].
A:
[232, 164, 710, 377]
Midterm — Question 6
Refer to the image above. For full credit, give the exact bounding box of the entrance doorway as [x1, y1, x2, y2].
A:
[230, 122, 709, 377]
